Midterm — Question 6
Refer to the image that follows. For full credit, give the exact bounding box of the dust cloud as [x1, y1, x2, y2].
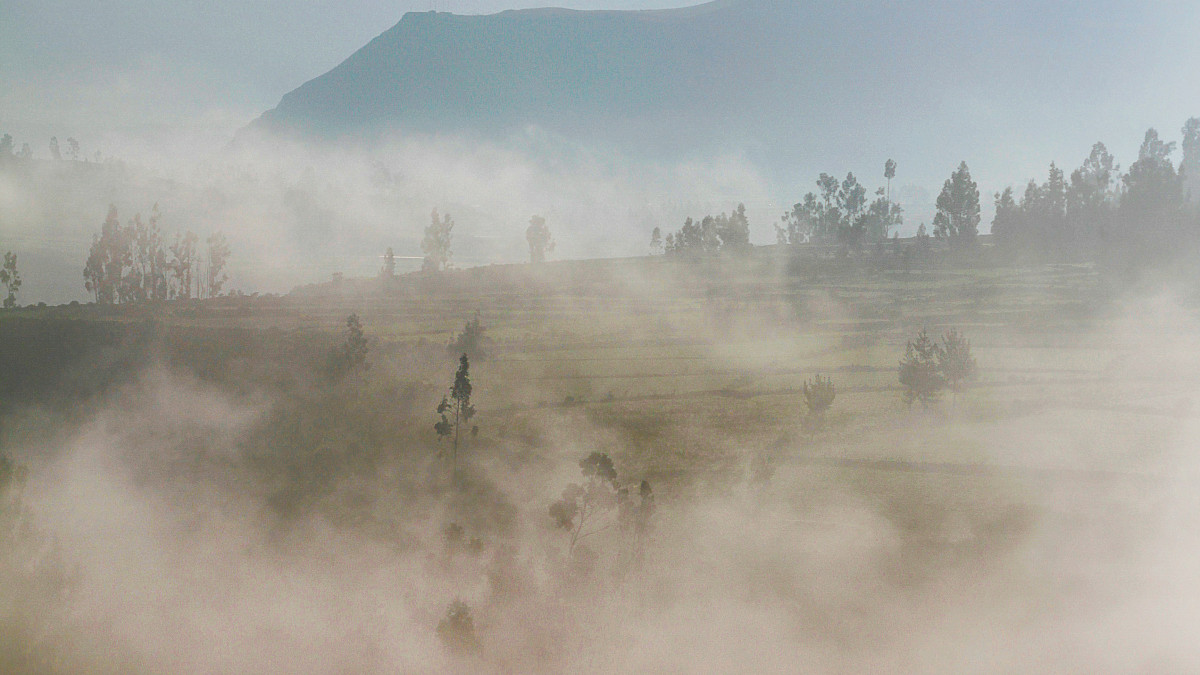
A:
[1, 282, 1198, 673]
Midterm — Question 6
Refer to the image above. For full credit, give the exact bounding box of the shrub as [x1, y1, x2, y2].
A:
[938, 328, 977, 399]
[802, 373, 836, 417]
[436, 600, 479, 654]
[899, 328, 943, 407]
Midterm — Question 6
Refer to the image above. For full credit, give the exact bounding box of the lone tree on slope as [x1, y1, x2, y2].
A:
[327, 313, 369, 380]
[526, 215, 555, 264]
[435, 354, 476, 482]
[932, 162, 981, 248]
[802, 373, 836, 420]
[0, 251, 20, 308]
[938, 328, 977, 403]
[381, 247, 396, 279]
[436, 600, 479, 654]
[885, 158, 897, 204]
[447, 313, 489, 362]
[422, 209, 454, 272]
[899, 328, 944, 408]
[549, 451, 620, 556]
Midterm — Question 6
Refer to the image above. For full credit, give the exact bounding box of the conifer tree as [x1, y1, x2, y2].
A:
[938, 328, 977, 403]
[436, 354, 476, 482]
[932, 162, 980, 247]
[899, 328, 943, 407]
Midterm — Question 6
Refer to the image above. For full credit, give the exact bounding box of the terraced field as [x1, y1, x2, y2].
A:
[5, 250, 1200, 671]
[155, 255, 1189, 474]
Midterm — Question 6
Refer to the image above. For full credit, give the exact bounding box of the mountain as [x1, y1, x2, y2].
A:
[248, 1, 785, 148]
[245, 0, 1200, 190]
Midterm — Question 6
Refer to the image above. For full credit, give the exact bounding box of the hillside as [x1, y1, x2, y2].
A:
[5, 242, 1200, 671]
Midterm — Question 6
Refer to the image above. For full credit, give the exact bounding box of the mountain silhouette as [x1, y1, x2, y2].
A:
[245, 0, 1197, 185]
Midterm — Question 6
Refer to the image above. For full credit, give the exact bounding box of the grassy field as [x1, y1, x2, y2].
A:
[2, 250, 1198, 671]
[4, 251, 1180, 499]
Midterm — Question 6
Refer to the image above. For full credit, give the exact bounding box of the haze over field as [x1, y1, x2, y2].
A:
[2, 2, 1200, 672]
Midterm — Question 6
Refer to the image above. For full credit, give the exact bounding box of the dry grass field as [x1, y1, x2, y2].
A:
[2, 250, 1198, 672]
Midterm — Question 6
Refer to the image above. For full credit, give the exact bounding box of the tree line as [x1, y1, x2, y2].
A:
[648, 117, 1200, 271]
[992, 119, 1200, 273]
[776, 160, 905, 250]
[1, 133, 97, 164]
[648, 160, 976, 257]
[389, 209, 556, 277]
[650, 203, 752, 257]
[83, 205, 231, 304]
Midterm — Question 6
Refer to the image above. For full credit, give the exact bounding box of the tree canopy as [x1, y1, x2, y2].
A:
[526, 215, 555, 264]
[422, 209, 454, 272]
[932, 162, 980, 247]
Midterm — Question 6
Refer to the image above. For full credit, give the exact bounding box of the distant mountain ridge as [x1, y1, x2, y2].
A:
[244, 0, 1200, 188]
[247, 0, 788, 147]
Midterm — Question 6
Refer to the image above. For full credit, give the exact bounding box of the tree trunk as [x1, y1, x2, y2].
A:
[453, 400, 461, 486]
